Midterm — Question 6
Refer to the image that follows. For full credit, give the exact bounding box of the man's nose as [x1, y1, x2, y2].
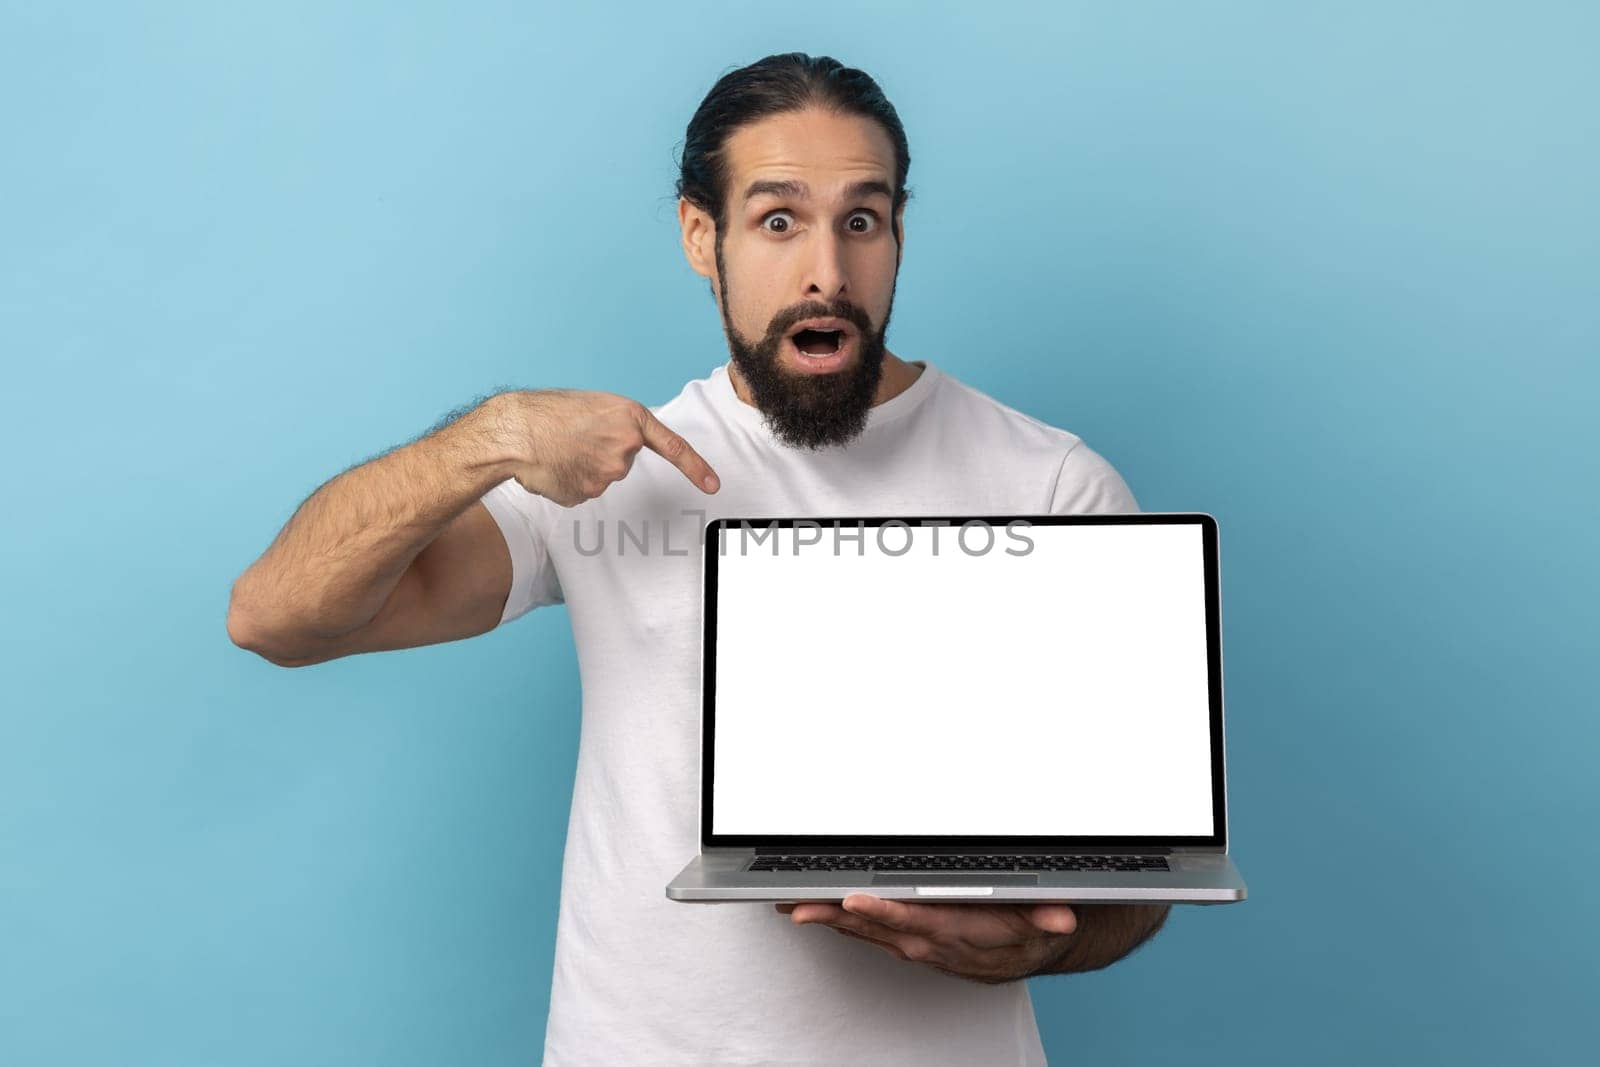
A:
[801, 227, 849, 300]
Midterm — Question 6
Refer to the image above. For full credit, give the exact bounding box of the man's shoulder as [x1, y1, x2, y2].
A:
[929, 364, 1084, 455]
[929, 366, 1141, 512]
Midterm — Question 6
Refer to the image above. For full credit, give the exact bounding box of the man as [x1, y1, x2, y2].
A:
[228, 52, 1168, 1065]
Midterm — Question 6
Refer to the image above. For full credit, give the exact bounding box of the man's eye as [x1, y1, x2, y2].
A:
[761, 210, 879, 234]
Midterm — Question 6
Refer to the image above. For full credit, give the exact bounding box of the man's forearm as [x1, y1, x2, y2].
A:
[1029, 903, 1171, 977]
[229, 394, 524, 653]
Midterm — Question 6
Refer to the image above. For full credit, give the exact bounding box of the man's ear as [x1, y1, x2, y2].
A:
[679, 198, 715, 280]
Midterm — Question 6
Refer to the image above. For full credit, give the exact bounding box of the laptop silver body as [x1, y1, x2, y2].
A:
[666, 514, 1247, 905]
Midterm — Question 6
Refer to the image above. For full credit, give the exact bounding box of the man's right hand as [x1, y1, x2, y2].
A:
[496, 388, 721, 506]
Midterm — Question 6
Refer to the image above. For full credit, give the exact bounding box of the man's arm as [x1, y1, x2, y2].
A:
[1027, 902, 1171, 977]
[227, 387, 721, 667]
[226, 395, 528, 666]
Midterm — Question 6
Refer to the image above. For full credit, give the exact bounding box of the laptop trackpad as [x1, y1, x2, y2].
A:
[872, 874, 1038, 887]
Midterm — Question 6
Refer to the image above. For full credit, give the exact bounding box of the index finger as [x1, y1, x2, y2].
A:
[637, 406, 720, 493]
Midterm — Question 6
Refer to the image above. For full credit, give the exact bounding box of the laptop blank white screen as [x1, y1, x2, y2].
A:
[710, 520, 1215, 837]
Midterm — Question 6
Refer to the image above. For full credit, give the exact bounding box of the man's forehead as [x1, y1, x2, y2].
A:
[738, 176, 894, 207]
[723, 111, 895, 202]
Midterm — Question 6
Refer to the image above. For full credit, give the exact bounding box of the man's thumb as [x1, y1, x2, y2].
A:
[1029, 904, 1078, 935]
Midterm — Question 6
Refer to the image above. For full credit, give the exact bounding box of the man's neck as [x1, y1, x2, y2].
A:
[726, 349, 925, 408]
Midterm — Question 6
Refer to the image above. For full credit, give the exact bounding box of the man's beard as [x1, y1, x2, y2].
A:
[716, 246, 896, 451]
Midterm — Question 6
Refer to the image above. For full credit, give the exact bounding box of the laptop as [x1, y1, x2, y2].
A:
[665, 513, 1247, 905]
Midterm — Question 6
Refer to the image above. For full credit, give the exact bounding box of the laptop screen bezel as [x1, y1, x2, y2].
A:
[700, 513, 1228, 851]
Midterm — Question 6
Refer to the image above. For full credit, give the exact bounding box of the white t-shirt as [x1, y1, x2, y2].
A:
[478, 359, 1140, 1066]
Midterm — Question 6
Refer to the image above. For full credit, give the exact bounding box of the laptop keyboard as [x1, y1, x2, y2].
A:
[749, 854, 1170, 872]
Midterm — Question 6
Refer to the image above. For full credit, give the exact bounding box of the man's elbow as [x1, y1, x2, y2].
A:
[1072, 902, 1172, 975]
[1125, 903, 1172, 960]
[226, 590, 308, 669]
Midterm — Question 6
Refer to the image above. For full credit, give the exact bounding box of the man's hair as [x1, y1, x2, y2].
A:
[673, 52, 914, 248]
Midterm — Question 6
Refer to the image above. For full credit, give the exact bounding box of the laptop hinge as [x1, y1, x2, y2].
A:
[734, 844, 1182, 855]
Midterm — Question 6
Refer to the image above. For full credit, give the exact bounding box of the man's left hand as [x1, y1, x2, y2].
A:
[777, 893, 1078, 983]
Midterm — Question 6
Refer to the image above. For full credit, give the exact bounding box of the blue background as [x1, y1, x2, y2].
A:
[3, 2, 1595, 1063]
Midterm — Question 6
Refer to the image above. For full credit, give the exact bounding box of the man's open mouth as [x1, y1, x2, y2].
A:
[790, 328, 844, 356]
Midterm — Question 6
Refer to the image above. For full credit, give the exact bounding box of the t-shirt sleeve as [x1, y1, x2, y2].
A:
[477, 475, 565, 625]
[1048, 440, 1142, 515]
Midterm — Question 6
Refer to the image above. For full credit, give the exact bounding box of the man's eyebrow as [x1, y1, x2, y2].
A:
[741, 178, 894, 205]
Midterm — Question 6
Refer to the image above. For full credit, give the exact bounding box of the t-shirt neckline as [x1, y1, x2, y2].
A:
[708, 359, 941, 444]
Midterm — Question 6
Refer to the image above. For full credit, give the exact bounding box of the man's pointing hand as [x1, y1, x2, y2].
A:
[496, 388, 720, 506]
